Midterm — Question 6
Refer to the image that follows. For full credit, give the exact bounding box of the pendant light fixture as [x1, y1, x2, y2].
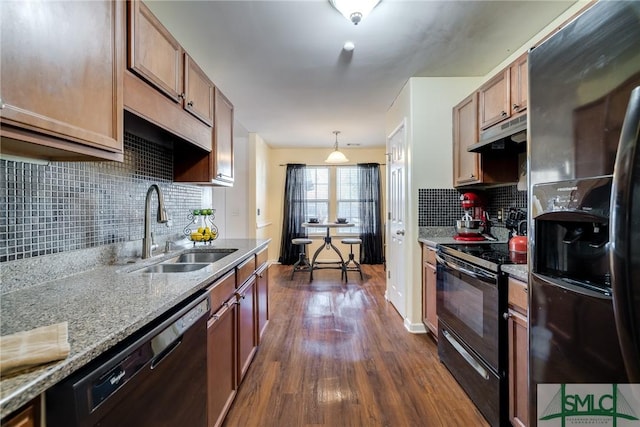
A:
[325, 131, 349, 164]
[329, 0, 381, 25]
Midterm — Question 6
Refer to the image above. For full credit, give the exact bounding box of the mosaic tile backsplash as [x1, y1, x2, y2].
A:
[418, 186, 528, 229]
[0, 133, 203, 262]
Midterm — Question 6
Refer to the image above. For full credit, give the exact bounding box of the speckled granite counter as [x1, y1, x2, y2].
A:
[501, 264, 529, 282]
[0, 238, 269, 418]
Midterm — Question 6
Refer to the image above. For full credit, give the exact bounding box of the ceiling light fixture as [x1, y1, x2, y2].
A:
[343, 41, 355, 52]
[329, 0, 381, 25]
[325, 131, 349, 164]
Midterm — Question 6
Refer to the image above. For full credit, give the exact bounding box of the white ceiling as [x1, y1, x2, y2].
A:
[146, 0, 576, 148]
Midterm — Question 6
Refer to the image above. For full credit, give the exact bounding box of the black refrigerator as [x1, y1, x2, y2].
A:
[528, 1, 640, 426]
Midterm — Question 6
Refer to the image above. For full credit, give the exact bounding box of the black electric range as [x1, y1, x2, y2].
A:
[435, 241, 526, 427]
[438, 242, 526, 273]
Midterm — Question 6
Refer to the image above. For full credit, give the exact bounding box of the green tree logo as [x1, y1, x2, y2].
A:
[539, 384, 639, 426]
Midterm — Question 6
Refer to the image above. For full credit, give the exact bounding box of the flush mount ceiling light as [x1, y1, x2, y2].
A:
[325, 131, 349, 164]
[329, 0, 381, 25]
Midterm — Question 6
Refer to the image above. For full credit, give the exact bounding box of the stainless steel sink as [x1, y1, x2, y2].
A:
[137, 263, 210, 274]
[173, 249, 237, 263]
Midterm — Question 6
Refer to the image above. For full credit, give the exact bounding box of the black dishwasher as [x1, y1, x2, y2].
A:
[46, 293, 209, 427]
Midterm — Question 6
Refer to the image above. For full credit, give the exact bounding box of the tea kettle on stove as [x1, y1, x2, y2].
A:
[509, 220, 528, 254]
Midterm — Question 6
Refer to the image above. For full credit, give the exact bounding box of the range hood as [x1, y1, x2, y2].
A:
[467, 114, 527, 153]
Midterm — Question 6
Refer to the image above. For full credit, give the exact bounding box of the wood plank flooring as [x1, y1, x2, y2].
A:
[222, 264, 489, 427]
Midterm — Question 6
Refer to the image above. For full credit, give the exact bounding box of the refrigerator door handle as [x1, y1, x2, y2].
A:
[610, 85, 640, 382]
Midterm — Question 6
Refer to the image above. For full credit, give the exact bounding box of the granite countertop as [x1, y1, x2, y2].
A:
[0, 238, 270, 418]
[501, 264, 528, 282]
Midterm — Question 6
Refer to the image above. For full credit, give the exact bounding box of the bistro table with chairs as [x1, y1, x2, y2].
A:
[302, 220, 355, 281]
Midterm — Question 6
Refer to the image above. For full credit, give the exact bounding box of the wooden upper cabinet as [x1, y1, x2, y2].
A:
[453, 91, 519, 188]
[510, 53, 528, 116]
[214, 88, 235, 184]
[479, 69, 510, 130]
[128, 0, 182, 103]
[0, 0, 124, 161]
[184, 54, 215, 126]
[453, 92, 481, 186]
[480, 53, 529, 130]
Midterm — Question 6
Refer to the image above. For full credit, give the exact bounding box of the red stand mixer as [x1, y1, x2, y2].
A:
[454, 192, 492, 241]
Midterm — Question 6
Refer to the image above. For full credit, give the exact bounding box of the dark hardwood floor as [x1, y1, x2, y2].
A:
[222, 264, 489, 427]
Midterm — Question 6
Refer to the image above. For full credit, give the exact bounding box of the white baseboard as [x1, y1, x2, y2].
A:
[404, 318, 427, 334]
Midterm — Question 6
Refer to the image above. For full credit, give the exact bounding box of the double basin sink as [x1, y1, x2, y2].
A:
[134, 249, 237, 274]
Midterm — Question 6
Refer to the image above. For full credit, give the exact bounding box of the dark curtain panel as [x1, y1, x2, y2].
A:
[358, 163, 384, 264]
[278, 164, 308, 265]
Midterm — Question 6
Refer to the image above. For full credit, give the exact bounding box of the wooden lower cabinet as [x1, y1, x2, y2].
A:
[207, 297, 238, 427]
[421, 244, 438, 339]
[3, 397, 40, 427]
[256, 263, 269, 341]
[507, 277, 529, 427]
[237, 275, 258, 383]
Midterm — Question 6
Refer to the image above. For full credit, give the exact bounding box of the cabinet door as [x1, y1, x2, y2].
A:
[207, 298, 237, 427]
[0, 0, 124, 157]
[128, 0, 182, 103]
[453, 92, 481, 186]
[256, 264, 269, 341]
[508, 309, 529, 427]
[3, 398, 39, 427]
[184, 53, 214, 126]
[214, 88, 235, 185]
[510, 54, 528, 116]
[236, 276, 257, 383]
[425, 263, 438, 339]
[479, 69, 510, 129]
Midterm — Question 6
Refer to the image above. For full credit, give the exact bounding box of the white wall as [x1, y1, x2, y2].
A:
[212, 122, 250, 239]
[385, 77, 481, 332]
[250, 133, 272, 242]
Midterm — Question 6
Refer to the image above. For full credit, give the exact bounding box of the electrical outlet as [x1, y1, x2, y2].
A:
[497, 208, 504, 222]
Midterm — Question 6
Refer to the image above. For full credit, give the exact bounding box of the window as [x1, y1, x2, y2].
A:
[336, 166, 361, 234]
[305, 167, 328, 233]
[304, 166, 362, 235]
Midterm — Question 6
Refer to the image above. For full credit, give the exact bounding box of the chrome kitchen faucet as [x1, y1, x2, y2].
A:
[142, 184, 169, 259]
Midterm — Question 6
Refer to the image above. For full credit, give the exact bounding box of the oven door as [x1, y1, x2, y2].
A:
[436, 251, 501, 370]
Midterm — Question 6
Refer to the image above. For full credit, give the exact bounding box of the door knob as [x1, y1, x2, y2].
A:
[396, 230, 405, 236]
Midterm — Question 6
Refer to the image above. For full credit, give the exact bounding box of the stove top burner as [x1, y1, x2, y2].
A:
[438, 242, 526, 272]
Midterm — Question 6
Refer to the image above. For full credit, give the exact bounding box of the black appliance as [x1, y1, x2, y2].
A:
[529, 1, 640, 425]
[46, 293, 210, 427]
[436, 242, 524, 427]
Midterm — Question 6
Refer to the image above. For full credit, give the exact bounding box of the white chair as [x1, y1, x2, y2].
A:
[291, 238, 312, 279]
[341, 238, 363, 280]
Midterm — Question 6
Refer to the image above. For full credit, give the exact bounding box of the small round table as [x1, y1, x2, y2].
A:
[302, 222, 354, 281]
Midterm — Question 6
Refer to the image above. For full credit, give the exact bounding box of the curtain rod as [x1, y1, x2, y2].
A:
[279, 163, 386, 166]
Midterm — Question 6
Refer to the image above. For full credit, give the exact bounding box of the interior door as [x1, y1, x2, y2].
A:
[387, 120, 407, 318]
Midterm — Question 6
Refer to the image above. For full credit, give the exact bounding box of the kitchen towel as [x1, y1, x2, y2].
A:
[0, 322, 70, 376]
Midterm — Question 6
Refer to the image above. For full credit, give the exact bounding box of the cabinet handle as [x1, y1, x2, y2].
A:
[178, 93, 185, 100]
[501, 111, 508, 117]
[187, 100, 194, 107]
[503, 312, 512, 320]
[469, 174, 475, 178]
[513, 104, 520, 111]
